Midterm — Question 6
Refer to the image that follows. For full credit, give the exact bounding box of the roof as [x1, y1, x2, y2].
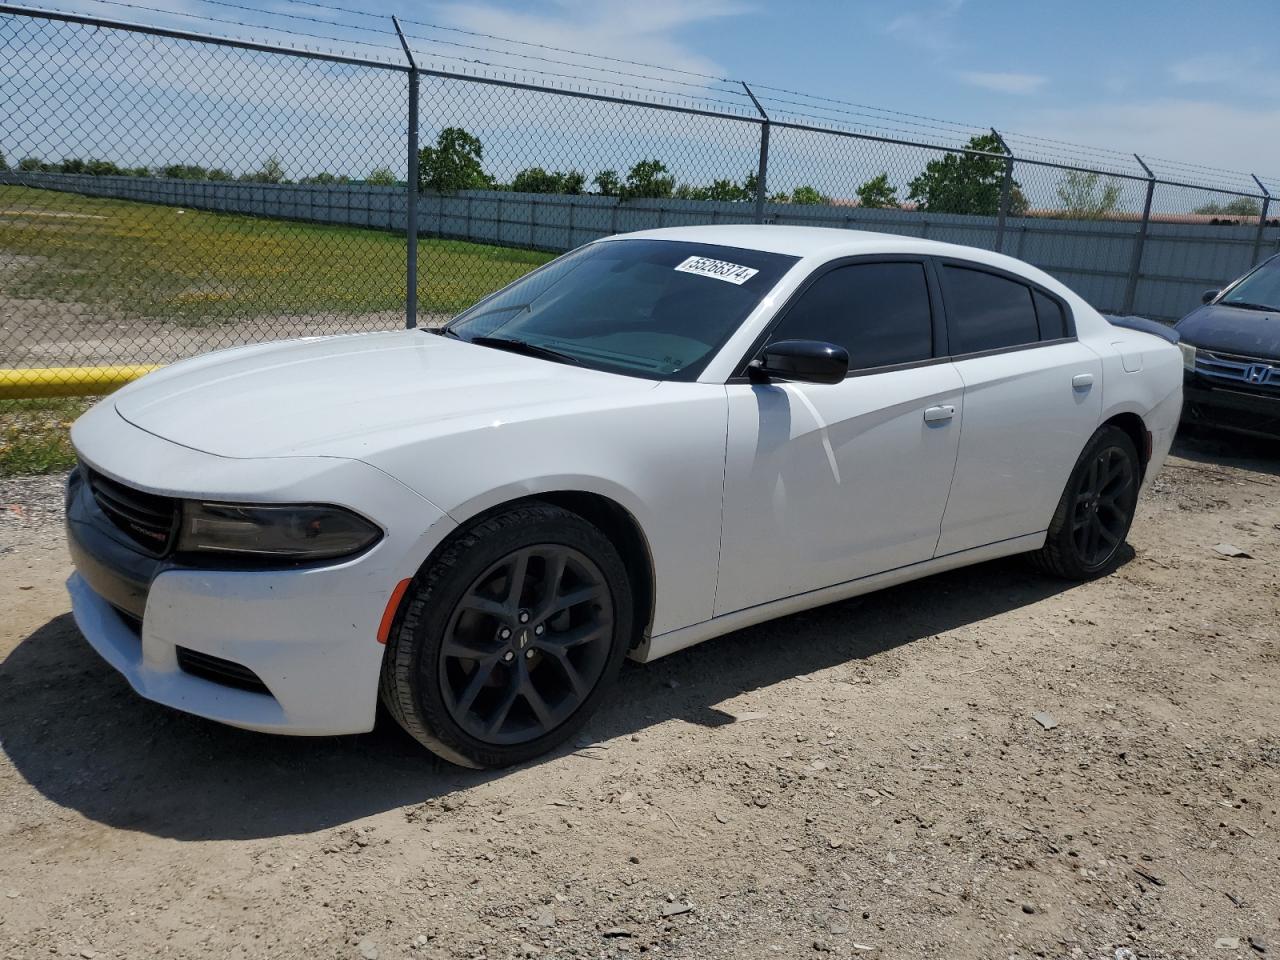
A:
[609, 224, 1079, 302]
[614, 224, 997, 261]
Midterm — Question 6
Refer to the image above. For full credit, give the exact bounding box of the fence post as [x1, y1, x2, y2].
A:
[742, 82, 770, 225]
[1123, 154, 1155, 315]
[991, 128, 1013, 253]
[393, 16, 418, 329]
[1251, 174, 1270, 266]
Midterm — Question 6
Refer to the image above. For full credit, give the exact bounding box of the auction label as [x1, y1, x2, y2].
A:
[674, 255, 759, 285]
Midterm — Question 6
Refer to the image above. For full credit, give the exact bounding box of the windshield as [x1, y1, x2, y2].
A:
[443, 239, 799, 379]
[1220, 257, 1280, 312]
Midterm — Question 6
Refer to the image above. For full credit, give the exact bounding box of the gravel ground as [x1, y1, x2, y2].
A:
[0, 431, 1277, 960]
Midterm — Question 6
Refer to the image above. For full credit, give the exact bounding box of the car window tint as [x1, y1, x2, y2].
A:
[769, 262, 933, 370]
[1033, 290, 1068, 340]
[942, 266, 1039, 354]
[447, 240, 798, 380]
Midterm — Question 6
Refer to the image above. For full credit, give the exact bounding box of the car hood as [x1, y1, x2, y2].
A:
[114, 330, 657, 459]
[1176, 302, 1280, 360]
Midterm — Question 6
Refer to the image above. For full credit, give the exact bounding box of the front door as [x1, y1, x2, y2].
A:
[714, 259, 964, 616]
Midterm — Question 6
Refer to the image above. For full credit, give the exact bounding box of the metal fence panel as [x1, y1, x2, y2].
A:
[1, 5, 1278, 389]
[0, 11, 408, 385]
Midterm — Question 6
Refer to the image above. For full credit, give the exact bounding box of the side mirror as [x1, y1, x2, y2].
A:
[1201, 289, 1220, 305]
[752, 339, 849, 385]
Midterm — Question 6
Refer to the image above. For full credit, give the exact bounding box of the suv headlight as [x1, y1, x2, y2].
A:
[1178, 341, 1196, 371]
[177, 501, 382, 561]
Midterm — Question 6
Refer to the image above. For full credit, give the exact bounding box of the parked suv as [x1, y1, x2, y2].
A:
[1176, 253, 1280, 439]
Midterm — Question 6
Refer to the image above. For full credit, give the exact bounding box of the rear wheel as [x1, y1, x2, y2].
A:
[379, 502, 633, 768]
[1032, 425, 1140, 580]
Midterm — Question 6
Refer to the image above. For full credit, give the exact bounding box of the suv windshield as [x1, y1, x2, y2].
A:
[1220, 257, 1280, 312]
[443, 239, 798, 379]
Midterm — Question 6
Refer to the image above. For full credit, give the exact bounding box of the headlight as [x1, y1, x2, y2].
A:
[1178, 341, 1196, 371]
[177, 501, 382, 561]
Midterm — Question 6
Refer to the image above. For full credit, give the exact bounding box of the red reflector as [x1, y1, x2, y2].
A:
[1142, 429, 1153, 463]
[377, 578, 412, 645]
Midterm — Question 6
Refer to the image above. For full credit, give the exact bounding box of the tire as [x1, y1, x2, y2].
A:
[1032, 424, 1141, 581]
[379, 501, 634, 768]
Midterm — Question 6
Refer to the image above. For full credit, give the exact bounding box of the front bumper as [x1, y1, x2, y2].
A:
[65, 405, 455, 736]
[1183, 373, 1280, 439]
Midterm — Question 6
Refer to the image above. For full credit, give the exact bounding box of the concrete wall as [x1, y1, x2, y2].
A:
[5, 171, 1278, 322]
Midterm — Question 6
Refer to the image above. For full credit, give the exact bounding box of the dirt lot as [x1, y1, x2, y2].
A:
[0, 432, 1277, 960]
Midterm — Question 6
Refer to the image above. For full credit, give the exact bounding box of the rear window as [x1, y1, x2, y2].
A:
[942, 265, 1039, 354]
[1033, 290, 1069, 340]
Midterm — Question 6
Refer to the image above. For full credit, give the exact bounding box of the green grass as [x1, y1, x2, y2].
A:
[0, 397, 89, 476]
[0, 185, 553, 323]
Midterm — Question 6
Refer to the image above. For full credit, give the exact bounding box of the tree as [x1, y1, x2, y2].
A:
[84, 158, 122, 176]
[59, 158, 86, 174]
[789, 185, 830, 205]
[300, 172, 350, 185]
[419, 127, 489, 193]
[1055, 170, 1121, 219]
[129, 166, 152, 178]
[0, 151, 7, 172]
[620, 159, 674, 200]
[906, 133, 1019, 216]
[1195, 197, 1262, 217]
[366, 167, 397, 186]
[242, 156, 286, 184]
[511, 167, 586, 194]
[18, 157, 48, 172]
[593, 169, 620, 196]
[164, 163, 209, 180]
[676, 173, 756, 202]
[855, 173, 897, 209]
[206, 168, 232, 181]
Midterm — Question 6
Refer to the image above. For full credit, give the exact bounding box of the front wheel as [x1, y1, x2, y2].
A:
[1032, 424, 1140, 580]
[379, 502, 634, 768]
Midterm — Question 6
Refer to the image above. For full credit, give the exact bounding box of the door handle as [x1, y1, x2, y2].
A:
[1071, 373, 1095, 389]
[923, 404, 956, 423]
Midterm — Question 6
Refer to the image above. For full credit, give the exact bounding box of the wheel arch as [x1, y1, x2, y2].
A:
[1100, 410, 1151, 480]
[402, 488, 658, 652]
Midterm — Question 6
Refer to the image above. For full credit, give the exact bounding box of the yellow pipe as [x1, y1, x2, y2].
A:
[0, 365, 162, 400]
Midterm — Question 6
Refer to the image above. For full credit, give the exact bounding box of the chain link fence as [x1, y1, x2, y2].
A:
[1, 4, 1278, 394]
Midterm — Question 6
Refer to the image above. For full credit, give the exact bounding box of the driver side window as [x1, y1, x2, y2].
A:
[769, 261, 934, 371]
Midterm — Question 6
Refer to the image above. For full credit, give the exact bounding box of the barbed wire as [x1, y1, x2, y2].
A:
[3, 0, 1276, 189]
[33, 0, 405, 59]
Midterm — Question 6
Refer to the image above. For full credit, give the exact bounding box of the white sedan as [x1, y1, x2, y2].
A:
[65, 226, 1183, 767]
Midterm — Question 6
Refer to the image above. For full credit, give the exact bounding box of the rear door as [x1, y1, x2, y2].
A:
[715, 258, 964, 615]
[933, 260, 1101, 555]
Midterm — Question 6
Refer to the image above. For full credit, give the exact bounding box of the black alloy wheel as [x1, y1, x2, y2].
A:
[1069, 443, 1137, 569]
[439, 544, 614, 745]
[380, 502, 634, 768]
[1033, 424, 1141, 580]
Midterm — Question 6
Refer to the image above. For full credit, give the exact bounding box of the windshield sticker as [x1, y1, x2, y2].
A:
[674, 255, 759, 285]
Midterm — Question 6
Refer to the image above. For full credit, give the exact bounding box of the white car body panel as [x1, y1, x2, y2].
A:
[716, 363, 964, 614]
[64, 225, 1184, 737]
[936, 341, 1102, 555]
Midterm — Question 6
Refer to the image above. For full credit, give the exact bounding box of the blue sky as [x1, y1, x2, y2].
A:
[412, 0, 1279, 183]
[6, 0, 1279, 196]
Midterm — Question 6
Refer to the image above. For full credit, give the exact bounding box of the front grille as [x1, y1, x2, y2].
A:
[176, 646, 271, 695]
[1194, 350, 1280, 394]
[86, 468, 178, 556]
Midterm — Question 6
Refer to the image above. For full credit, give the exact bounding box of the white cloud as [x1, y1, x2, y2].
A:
[423, 0, 745, 95]
[1168, 51, 1280, 95]
[1013, 99, 1280, 192]
[884, 0, 965, 53]
[958, 71, 1047, 95]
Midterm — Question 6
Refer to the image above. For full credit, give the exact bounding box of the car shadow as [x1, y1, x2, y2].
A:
[1172, 426, 1280, 476]
[0, 553, 1091, 842]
